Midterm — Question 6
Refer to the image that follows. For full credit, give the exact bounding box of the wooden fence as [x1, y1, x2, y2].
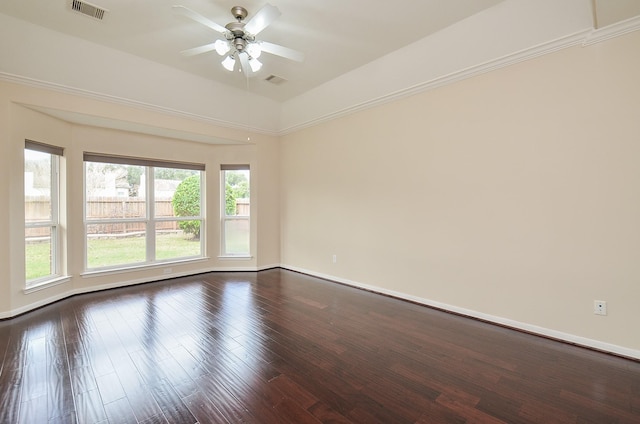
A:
[26, 197, 180, 238]
[26, 197, 246, 239]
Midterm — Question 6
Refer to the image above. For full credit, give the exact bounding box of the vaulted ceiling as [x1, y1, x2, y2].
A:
[0, 0, 509, 102]
[1, 0, 639, 135]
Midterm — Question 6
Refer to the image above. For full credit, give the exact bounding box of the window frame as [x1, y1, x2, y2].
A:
[83, 153, 205, 272]
[24, 140, 63, 287]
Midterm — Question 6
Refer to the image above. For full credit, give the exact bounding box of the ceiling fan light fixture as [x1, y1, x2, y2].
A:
[222, 55, 236, 71]
[249, 57, 262, 72]
[246, 43, 262, 59]
[174, 4, 305, 75]
[214, 39, 230, 56]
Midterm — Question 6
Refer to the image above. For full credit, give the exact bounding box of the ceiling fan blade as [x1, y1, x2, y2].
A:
[244, 3, 281, 35]
[259, 41, 304, 62]
[172, 5, 227, 34]
[180, 42, 218, 56]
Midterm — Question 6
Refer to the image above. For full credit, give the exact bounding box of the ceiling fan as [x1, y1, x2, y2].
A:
[173, 3, 304, 74]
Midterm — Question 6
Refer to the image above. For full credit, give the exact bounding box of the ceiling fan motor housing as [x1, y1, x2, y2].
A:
[225, 21, 245, 36]
[224, 21, 248, 52]
[231, 6, 248, 21]
[226, 5, 258, 54]
[234, 37, 246, 52]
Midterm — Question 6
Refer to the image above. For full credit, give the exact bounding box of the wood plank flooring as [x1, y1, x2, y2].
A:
[1, 268, 639, 423]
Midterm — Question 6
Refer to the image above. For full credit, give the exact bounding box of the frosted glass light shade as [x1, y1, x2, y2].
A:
[222, 55, 236, 71]
[249, 58, 262, 72]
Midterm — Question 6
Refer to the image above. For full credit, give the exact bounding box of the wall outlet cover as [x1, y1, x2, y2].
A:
[594, 300, 607, 316]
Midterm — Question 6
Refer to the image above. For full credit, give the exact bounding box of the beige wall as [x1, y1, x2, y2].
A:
[256, 136, 281, 269]
[280, 31, 640, 354]
[0, 81, 281, 317]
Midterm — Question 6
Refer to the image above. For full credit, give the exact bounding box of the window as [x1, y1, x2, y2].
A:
[25, 140, 63, 285]
[84, 153, 204, 271]
[221, 165, 250, 256]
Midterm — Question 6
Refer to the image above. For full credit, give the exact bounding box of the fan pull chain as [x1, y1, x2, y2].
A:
[245, 69, 251, 141]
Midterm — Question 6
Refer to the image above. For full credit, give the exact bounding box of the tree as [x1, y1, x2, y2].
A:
[155, 168, 194, 181]
[225, 171, 249, 215]
[172, 175, 201, 239]
[126, 166, 143, 196]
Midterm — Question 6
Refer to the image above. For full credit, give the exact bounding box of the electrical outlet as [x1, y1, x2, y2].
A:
[332, 254, 337, 264]
[594, 300, 607, 316]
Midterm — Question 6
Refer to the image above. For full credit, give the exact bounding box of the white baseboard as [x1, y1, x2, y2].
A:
[1, 291, 74, 319]
[0, 264, 273, 319]
[281, 265, 640, 360]
[257, 263, 282, 271]
[4, 263, 640, 360]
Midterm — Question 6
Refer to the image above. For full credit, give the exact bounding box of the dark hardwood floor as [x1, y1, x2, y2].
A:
[0, 269, 638, 423]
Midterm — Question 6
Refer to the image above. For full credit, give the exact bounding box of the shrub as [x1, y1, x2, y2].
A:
[172, 175, 200, 239]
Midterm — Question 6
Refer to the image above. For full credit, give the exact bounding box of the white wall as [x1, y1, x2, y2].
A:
[280, 31, 640, 357]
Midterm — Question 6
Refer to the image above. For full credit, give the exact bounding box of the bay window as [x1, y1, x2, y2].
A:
[84, 153, 204, 271]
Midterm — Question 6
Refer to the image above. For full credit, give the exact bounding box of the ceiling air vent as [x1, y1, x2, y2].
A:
[71, 0, 107, 20]
[264, 74, 287, 85]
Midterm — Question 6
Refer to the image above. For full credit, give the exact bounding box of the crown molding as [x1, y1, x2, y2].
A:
[279, 30, 593, 135]
[583, 14, 640, 46]
[3, 14, 638, 139]
[0, 72, 279, 137]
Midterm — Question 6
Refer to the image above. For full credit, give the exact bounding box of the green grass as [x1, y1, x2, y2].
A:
[87, 234, 147, 268]
[25, 241, 51, 281]
[26, 233, 201, 277]
[156, 233, 202, 261]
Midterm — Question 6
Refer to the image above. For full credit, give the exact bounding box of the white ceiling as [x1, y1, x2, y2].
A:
[1, 0, 639, 137]
[0, 0, 505, 102]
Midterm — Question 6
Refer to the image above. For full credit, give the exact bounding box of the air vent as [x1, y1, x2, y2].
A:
[71, 0, 107, 20]
[264, 74, 287, 85]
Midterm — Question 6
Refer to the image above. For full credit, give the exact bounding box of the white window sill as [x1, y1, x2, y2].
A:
[24, 276, 71, 294]
[81, 257, 209, 278]
[218, 255, 253, 260]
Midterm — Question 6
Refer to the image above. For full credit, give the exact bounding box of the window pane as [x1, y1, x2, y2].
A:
[25, 147, 59, 284]
[25, 150, 52, 222]
[25, 226, 52, 281]
[224, 219, 249, 255]
[154, 167, 200, 215]
[85, 162, 145, 218]
[84, 158, 205, 271]
[163, 169, 201, 238]
[86, 223, 146, 269]
[222, 169, 250, 256]
[224, 170, 250, 216]
[156, 222, 202, 260]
